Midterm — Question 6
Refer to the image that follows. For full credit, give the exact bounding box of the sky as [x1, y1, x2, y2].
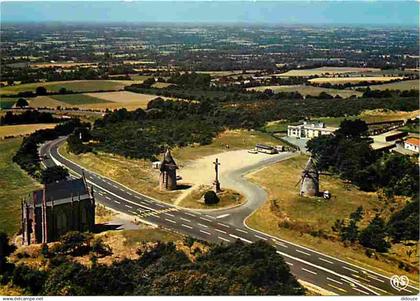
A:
[1, 1, 418, 26]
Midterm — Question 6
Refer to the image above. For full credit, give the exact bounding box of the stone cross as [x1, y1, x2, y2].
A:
[213, 158, 221, 192]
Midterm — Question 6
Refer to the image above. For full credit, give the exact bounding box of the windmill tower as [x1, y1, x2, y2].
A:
[297, 156, 319, 197]
[159, 149, 178, 191]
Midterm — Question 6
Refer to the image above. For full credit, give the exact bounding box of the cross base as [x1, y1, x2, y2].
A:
[213, 180, 221, 193]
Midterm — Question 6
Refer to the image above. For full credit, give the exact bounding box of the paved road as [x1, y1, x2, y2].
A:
[40, 137, 419, 296]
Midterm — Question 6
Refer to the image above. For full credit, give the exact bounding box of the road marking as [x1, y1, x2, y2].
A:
[229, 234, 252, 244]
[184, 212, 196, 217]
[352, 287, 369, 295]
[127, 192, 133, 196]
[155, 203, 165, 207]
[129, 210, 137, 215]
[200, 216, 212, 222]
[254, 234, 267, 241]
[236, 228, 248, 234]
[366, 274, 385, 283]
[199, 230, 211, 235]
[97, 191, 104, 196]
[319, 257, 334, 264]
[328, 284, 347, 293]
[215, 228, 227, 234]
[274, 240, 288, 248]
[327, 277, 343, 285]
[113, 200, 121, 204]
[366, 284, 388, 295]
[180, 217, 191, 223]
[182, 224, 193, 229]
[105, 196, 111, 200]
[286, 262, 293, 266]
[217, 222, 230, 228]
[164, 212, 175, 217]
[152, 215, 161, 219]
[125, 204, 133, 209]
[352, 273, 370, 282]
[301, 268, 317, 275]
[197, 223, 208, 228]
[295, 249, 311, 256]
[205, 215, 215, 219]
[165, 218, 176, 224]
[216, 213, 230, 219]
[342, 266, 359, 273]
[218, 236, 231, 243]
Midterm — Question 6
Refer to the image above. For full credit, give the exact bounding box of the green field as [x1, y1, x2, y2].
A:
[50, 93, 111, 105]
[0, 98, 17, 109]
[0, 138, 41, 235]
[0, 80, 138, 95]
[366, 79, 419, 91]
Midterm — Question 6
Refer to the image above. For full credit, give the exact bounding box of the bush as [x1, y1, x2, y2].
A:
[52, 231, 92, 257]
[204, 191, 220, 205]
[41, 166, 69, 184]
[16, 98, 29, 108]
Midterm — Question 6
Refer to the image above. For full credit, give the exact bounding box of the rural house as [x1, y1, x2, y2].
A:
[404, 137, 420, 153]
[287, 121, 337, 139]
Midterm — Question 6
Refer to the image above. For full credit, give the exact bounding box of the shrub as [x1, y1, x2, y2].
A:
[40, 166, 69, 184]
[204, 191, 220, 205]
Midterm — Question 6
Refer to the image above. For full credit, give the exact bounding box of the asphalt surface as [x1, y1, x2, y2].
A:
[39, 137, 419, 296]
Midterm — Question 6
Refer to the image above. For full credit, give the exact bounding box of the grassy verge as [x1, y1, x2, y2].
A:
[177, 185, 244, 210]
[0, 138, 42, 235]
[245, 155, 419, 283]
[59, 142, 178, 203]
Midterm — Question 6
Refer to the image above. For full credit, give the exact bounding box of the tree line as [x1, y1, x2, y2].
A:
[12, 118, 88, 179]
[333, 198, 418, 254]
[1, 110, 59, 125]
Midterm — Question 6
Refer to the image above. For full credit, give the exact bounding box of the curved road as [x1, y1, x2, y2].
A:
[40, 137, 418, 296]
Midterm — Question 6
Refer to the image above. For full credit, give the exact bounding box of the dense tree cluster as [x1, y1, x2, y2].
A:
[333, 207, 390, 252]
[1, 110, 59, 125]
[0, 232, 304, 296]
[307, 120, 418, 196]
[12, 119, 86, 179]
[387, 197, 419, 242]
[167, 72, 211, 88]
[126, 85, 418, 122]
[333, 198, 419, 253]
[362, 88, 419, 99]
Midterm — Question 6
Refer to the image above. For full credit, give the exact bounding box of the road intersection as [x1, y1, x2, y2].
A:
[39, 137, 419, 296]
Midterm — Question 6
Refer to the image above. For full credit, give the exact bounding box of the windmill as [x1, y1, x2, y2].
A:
[295, 156, 320, 197]
[159, 149, 178, 191]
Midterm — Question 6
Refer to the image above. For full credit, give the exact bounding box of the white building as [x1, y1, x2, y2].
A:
[404, 138, 420, 153]
[287, 121, 337, 139]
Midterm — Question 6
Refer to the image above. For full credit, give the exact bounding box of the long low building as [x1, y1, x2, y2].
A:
[287, 121, 337, 139]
